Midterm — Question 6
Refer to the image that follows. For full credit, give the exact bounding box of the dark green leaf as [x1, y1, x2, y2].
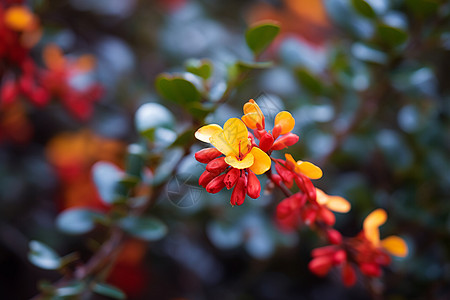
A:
[296, 68, 323, 95]
[93, 283, 126, 300]
[187, 102, 212, 120]
[28, 241, 61, 270]
[56, 208, 105, 235]
[119, 216, 168, 241]
[351, 0, 376, 18]
[377, 24, 408, 47]
[135, 103, 174, 134]
[185, 59, 213, 80]
[245, 21, 280, 56]
[405, 0, 439, 18]
[156, 74, 201, 104]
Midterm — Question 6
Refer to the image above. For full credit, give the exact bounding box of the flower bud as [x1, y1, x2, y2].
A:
[272, 124, 282, 140]
[1, 80, 18, 105]
[199, 170, 216, 188]
[195, 148, 222, 163]
[333, 250, 347, 264]
[258, 130, 274, 152]
[271, 133, 299, 150]
[224, 168, 240, 189]
[206, 156, 228, 175]
[360, 263, 381, 277]
[275, 163, 294, 188]
[308, 256, 333, 277]
[30, 87, 50, 107]
[342, 264, 357, 287]
[295, 174, 316, 202]
[246, 170, 261, 199]
[312, 245, 338, 258]
[302, 207, 317, 225]
[327, 228, 342, 245]
[230, 175, 246, 206]
[319, 207, 336, 226]
[206, 174, 226, 194]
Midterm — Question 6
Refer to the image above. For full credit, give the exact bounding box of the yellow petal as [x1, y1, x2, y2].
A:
[381, 236, 408, 257]
[315, 188, 328, 205]
[210, 131, 235, 156]
[249, 147, 271, 175]
[325, 196, 351, 213]
[297, 161, 323, 179]
[365, 227, 380, 246]
[285, 153, 297, 166]
[243, 99, 263, 116]
[363, 209, 387, 232]
[242, 113, 261, 129]
[223, 118, 249, 154]
[4, 6, 34, 31]
[225, 153, 254, 169]
[274, 111, 295, 135]
[195, 124, 222, 143]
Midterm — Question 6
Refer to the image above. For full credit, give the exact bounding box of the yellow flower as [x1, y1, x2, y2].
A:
[285, 153, 323, 179]
[4, 6, 36, 31]
[195, 118, 271, 175]
[316, 188, 351, 213]
[363, 209, 408, 257]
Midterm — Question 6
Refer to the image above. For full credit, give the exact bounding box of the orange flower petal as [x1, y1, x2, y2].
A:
[381, 236, 408, 257]
[274, 111, 295, 135]
[363, 209, 387, 231]
[315, 188, 328, 205]
[225, 153, 254, 169]
[223, 118, 249, 154]
[43, 44, 65, 71]
[297, 161, 322, 179]
[210, 130, 235, 157]
[325, 196, 351, 213]
[242, 100, 264, 129]
[4, 6, 35, 31]
[365, 227, 380, 246]
[242, 113, 261, 129]
[249, 147, 271, 175]
[195, 124, 222, 143]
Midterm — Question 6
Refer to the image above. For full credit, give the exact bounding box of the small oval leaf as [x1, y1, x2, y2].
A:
[56, 208, 105, 235]
[93, 283, 126, 300]
[156, 75, 201, 104]
[119, 216, 168, 241]
[28, 240, 61, 270]
[92, 161, 124, 204]
[245, 21, 281, 56]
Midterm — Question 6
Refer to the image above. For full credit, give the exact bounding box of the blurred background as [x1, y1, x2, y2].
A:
[1, 0, 449, 299]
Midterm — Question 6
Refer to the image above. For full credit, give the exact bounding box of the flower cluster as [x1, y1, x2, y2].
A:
[0, 2, 102, 120]
[194, 99, 408, 287]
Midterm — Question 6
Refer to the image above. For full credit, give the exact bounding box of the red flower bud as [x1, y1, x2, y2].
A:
[302, 207, 317, 225]
[360, 263, 381, 277]
[309, 256, 333, 277]
[206, 156, 228, 175]
[195, 148, 222, 163]
[295, 174, 316, 202]
[246, 170, 261, 199]
[270, 174, 282, 185]
[199, 170, 216, 188]
[342, 264, 357, 287]
[230, 175, 246, 206]
[1, 80, 18, 105]
[333, 250, 347, 264]
[224, 168, 240, 189]
[276, 193, 305, 220]
[319, 207, 336, 226]
[312, 245, 338, 258]
[375, 251, 391, 266]
[272, 124, 282, 140]
[327, 229, 343, 245]
[30, 87, 50, 107]
[275, 163, 294, 188]
[258, 130, 274, 152]
[271, 133, 299, 150]
[206, 174, 226, 194]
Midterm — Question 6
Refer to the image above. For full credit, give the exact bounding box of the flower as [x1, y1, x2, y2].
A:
[285, 153, 322, 179]
[363, 208, 408, 257]
[195, 118, 271, 174]
[241, 99, 299, 152]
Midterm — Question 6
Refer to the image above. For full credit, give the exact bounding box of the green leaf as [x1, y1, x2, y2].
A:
[135, 103, 174, 135]
[93, 283, 126, 300]
[156, 74, 201, 105]
[119, 216, 168, 241]
[185, 59, 213, 80]
[92, 161, 124, 204]
[170, 129, 195, 148]
[187, 102, 212, 120]
[245, 21, 280, 56]
[351, 0, 376, 18]
[56, 208, 105, 235]
[28, 241, 61, 270]
[405, 0, 439, 18]
[377, 24, 408, 47]
[296, 68, 323, 95]
[237, 60, 274, 72]
[351, 43, 387, 64]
